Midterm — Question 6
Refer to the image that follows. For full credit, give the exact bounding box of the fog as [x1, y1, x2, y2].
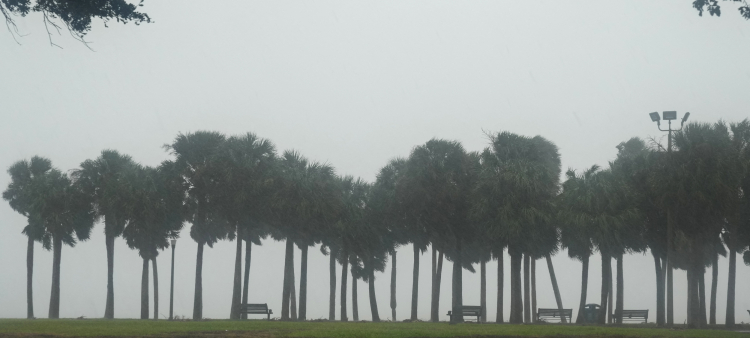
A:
[1, 0, 750, 323]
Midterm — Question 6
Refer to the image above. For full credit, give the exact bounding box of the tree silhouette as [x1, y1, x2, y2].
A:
[73, 149, 136, 319]
[473, 132, 560, 324]
[0, 0, 151, 47]
[3, 156, 54, 319]
[167, 131, 232, 320]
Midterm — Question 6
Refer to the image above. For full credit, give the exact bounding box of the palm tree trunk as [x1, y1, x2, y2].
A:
[726, 248, 736, 327]
[607, 261, 613, 324]
[667, 257, 673, 326]
[230, 235, 242, 319]
[242, 240, 252, 320]
[615, 254, 623, 324]
[48, 236, 62, 319]
[436, 250, 443, 315]
[411, 244, 419, 321]
[481, 260, 486, 323]
[340, 254, 349, 321]
[290, 259, 297, 321]
[329, 251, 336, 321]
[369, 264, 380, 322]
[575, 255, 589, 324]
[523, 254, 530, 323]
[688, 264, 701, 328]
[545, 254, 566, 323]
[141, 257, 150, 319]
[104, 231, 115, 319]
[509, 250, 522, 324]
[431, 248, 444, 322]
[299, 245, 308, 321]
[430, 248, 437, 322]
[352, 267, 359, 321]
[531, 259, 537, 323]
[450, 240, 464, 324]
[652, 251, 665, 326]
[26, 236, 34, 319]
[687, 267, 694, 327]
[281, 239, 293, 320]
[496, 251, 504, 323]
[710, 252, 718, 325]
[193, 242, 204, 320]
[598, 253, 610, 324]
[391, 251, 397, 321]
[153, 258, 159, 320]
[699, 269, 707, 326]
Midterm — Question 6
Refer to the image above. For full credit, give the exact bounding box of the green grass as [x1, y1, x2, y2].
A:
[0, 319, 748, 338]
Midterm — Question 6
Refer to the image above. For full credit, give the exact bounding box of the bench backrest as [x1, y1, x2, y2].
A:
[241, 303, 269, 313]
[618, 310, 648, 318]
[537, 308, 573, 317]
[459, 306, 482, 315]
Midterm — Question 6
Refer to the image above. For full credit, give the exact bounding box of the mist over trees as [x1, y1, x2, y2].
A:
[3, 118, 750, 329]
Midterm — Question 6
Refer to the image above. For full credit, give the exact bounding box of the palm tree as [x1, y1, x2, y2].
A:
[401, 139, 477, 324]
[214, 133, 277, 320]
[36, 169, 96, 318]
[166, 131, 232, 320]
[659, 122, 740, 328]
[3, 156, 54, 319]
[558, 171, 596, 323]
[719, 120, 750, 327]
[270, 150, 339, 320]
[369, 158, 409, 321]
[72, 150, 136, 319]
[473, 132, 561, 324]
[121, 163, 184, 320]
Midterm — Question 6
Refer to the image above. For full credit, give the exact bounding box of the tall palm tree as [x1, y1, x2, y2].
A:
[121, 163, 184, 320]
[558, 170, 596, 323]
[659, 122, 740, 328]
[401, 139, 477, 324]
[166, 131, 232, 320]
[36, 169, 96, 318]
[72, 150, 136, 319]
[214, 133, 277, 320]
[3, 156, 54, 319]
[270, 150, 339, 320]
[473, 132, 561, 324]
[369, 158, 408, 322]
[719, 119, 750, 327]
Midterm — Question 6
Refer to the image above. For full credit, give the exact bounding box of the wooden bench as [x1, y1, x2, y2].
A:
[240, 303, 273, 320]
[447, 305, 483, 322]
[611, 310, 648, 323]
[537, 308, 572, 323]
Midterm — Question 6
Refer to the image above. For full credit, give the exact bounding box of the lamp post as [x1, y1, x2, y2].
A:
[649, 111, 689, 327]
[169, 239, 176, 320]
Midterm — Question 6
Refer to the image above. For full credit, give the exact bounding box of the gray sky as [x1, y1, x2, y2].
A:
[2, 0, 750, 323]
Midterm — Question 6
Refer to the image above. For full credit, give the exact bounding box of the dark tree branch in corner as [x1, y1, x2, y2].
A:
[693, 0, 750, 19]
[1, 0, 151, 47]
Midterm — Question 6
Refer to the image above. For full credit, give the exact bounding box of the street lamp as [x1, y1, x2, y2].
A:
[169, 239, 176, 320]
[648, 111, 690, 327]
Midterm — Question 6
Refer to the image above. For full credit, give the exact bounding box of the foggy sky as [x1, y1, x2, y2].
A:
[2, 0, 750, 323]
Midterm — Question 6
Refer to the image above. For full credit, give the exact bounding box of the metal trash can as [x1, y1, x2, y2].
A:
[583, 304, 601, 323]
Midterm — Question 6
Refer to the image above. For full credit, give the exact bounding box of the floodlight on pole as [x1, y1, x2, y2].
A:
[662, 111, 677, 121]
[646, 110, 692, 327]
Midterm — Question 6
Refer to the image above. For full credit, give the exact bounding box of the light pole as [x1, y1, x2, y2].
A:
[169, 239, 176, 320]
[649, 111, 689, 327]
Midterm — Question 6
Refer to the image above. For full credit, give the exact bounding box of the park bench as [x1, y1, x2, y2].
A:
[447, 305, 483, 322]
[611, 309, 648, 323]
[536, 308, 572, 323]
[240, 303, 273, 320]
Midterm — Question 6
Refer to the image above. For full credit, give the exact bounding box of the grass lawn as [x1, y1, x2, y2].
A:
[0, 319, 748, 338]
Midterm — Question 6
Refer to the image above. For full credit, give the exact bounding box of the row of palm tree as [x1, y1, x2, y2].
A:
[3, 120, 749, 328]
